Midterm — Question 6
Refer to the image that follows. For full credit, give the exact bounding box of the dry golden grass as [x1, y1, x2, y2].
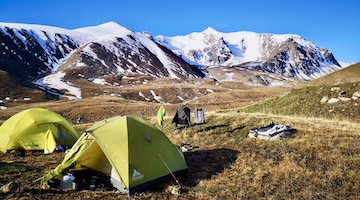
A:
[0, 82, 359, 199]
[0, 81, 286, 124]
[154, 111, 360, 199]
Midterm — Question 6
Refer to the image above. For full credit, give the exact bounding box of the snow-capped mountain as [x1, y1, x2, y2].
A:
[58, 22, 203, 79]
[0, 22, 204, 81]
[0, 22, 84, 81]
[0, 22, 344, 100]
[155, 27, 342, 80]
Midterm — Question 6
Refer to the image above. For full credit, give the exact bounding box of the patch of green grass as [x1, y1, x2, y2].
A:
[241, 82, 360, 122]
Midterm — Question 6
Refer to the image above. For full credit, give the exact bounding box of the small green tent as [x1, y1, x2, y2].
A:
[40, 115, 188, 194]
[0, 108, 79, 154]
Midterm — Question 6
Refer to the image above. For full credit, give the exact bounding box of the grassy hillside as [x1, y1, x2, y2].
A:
[309, 62, 360, 85]
[241, 81, 360, 122]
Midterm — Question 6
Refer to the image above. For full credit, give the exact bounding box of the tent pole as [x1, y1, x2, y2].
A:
[157, 153, 181, 186]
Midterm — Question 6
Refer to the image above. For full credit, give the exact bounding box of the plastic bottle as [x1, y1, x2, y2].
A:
[60, 173, 76, 190]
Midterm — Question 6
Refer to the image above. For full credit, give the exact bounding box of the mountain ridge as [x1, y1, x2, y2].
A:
[0, 21, 345, 100]
[155, 26, 341, 80]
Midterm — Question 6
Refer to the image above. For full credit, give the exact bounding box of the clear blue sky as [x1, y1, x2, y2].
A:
[0, 0, 359, 63]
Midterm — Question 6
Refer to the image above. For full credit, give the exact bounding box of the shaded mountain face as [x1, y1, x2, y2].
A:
[58, 34, 204, 80]
[0, 22, 205, 84]
[0, 25, 80, 81]
[155, 28, 341, 80]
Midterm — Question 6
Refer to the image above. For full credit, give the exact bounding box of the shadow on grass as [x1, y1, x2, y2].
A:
[0, 161, 29, 172]
[173, 123, 229, 132]
[195, 124, 229, 133]
[0, 188, 77, 200]
[227, 125, 245, 133]
[182, 148, 239, 187]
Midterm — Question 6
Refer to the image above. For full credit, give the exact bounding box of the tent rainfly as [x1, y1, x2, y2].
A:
[39, 115, 188, 194]
[0, 108, 79, 154]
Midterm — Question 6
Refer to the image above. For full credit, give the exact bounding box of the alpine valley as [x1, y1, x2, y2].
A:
[0, 21, 343, 103]
[1, 21, 360, 200]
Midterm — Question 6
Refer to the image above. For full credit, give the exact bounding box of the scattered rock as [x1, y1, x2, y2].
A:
[352, 91, 360, 100]
[328, 109, 334, 112]
[0, 182, 22, 193]
[320, 96, 329, 104]
[171, 185, 182, 195]
[339, 97, 351, 102]
[338, 91, 346, 96]
[327, 98, 340, 104]
[353, 91, 360, 97]
[330, 87, 341, 92]
[180, 142, 193, 152]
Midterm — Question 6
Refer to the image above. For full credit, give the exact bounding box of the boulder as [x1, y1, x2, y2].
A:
[327, 98, 340, 104]
[352, 91, 360, 100]
[0, 182, 21, 193]
[330, 87, 341, 92]
[339, 97, 352, 102]
[320, 96, 329, 104]
[338, 91, 346, 96]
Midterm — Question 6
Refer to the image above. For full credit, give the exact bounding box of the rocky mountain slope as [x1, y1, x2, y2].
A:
[155, 27, 342, 80]
[0, 22, 344, 100]
[0, 23, 82, 81]
[0, 22, 204, 82]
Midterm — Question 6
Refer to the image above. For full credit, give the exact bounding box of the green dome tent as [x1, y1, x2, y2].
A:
[39, 115, 188, 194]
[0, 108, 79, 154]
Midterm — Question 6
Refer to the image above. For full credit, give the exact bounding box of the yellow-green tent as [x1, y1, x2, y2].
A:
[39, 115, 188, 194]
[0, 108, 79, 154]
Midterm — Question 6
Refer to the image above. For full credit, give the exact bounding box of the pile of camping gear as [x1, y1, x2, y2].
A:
[248, 122, 296, 140]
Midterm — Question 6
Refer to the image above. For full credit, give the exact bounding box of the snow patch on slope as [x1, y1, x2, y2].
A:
[92, 78, 109, 85]
[150, 90, 166, 104]
[135, 34, 179, 79]
[139, 92, 150, 101]
[34, 71, 82, 100]
[338, 61, 354, 68]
